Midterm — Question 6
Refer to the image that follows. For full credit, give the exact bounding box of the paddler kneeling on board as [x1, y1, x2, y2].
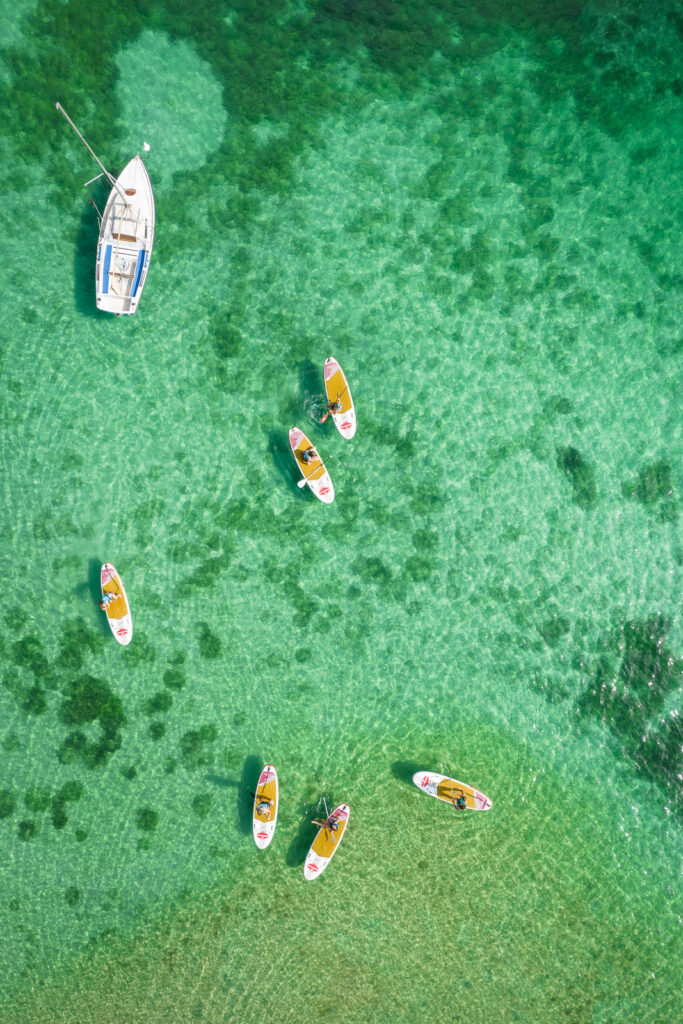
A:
[251, 792, 273, 819]
[319, 398, 342, 423]
[301, 447, 318, 465]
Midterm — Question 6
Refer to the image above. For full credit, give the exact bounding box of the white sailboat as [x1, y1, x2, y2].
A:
[56, 103, 155, 315]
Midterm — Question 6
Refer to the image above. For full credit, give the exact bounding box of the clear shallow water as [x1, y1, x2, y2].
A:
[0, 1, 681, 1021]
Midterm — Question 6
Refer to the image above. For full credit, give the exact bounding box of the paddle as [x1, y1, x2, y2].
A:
[311, 796, 332, 840]
[297, 470, 320, 489]
[327, 383, 349, 405]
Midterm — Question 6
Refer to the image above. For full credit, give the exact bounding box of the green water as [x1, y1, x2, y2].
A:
[0, 1, 681, 1021]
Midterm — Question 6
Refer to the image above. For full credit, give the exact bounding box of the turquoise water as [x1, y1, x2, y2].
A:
[0, 1, 681, 1021]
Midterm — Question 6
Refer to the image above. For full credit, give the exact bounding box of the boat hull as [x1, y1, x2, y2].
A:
[96, 156, 155, 315]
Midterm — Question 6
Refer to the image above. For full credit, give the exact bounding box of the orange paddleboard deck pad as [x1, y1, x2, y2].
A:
[100, 562, 133, 646]
[289, 427, 335, 504]
[324, 357, 356, 439]
[253, 764, 279, 849]
[412, 771, 492, 810]
[304, 803, 350, 880]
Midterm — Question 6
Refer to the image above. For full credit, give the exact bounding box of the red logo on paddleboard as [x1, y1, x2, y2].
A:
[421, 775, 430, 788]
[320, 487, 330, 495]
[116, 628, 128, 637]
[257, 831, 268, 840]
[341, 421, 352, 430]
[307, 863, 318, 873]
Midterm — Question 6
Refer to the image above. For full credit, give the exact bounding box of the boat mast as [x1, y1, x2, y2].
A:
[55, 102, 128, 206]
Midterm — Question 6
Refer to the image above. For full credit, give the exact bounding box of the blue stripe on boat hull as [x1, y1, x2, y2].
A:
[102, 245, 112, 295]
[130, 250, 146, 298]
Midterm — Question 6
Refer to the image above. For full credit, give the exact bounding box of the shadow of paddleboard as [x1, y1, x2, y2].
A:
[391, 760, 421, 787]
[268, 430, 313, 498]
[84, 557, 111, 637]
[239, 754, 263, 835]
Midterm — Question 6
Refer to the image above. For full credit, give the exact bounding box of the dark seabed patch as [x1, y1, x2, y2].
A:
[539, 606, 571, 648]
[23, 788, 51, 813]
[197, 623, 222, 660]
[163, 665, 186, 691]
[57, 675, 126, 769]
[191, 793, 212, 819]
[0, 789, 17, 820]
[578, 615, 683, 815]
[180, 725, 219, 771]
[17, 820, 36, 842]
[64, 886, 80, 907]
[556, 446, 598, 508]
[135, 807, 159, 832]
[142, 691, 173, 717]
[622, 458, 679, 521]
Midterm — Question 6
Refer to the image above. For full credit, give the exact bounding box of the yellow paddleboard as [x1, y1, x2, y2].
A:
[253, 764, 279, 849]
[100, 563, 133, 646]
[289, 427, 334, 503]
[412, 771, 492, 810]
[323, 357, 356, 439]
[303, 803, 350, 879]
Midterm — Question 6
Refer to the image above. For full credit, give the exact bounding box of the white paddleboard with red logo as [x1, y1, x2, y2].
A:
[303, 803, 350, 880]
[289, 427, 335, 504]
[100, 563, 133, 646]
[324, 357, 356, 439]
[252, 764, 279, 849]
[412, 771, 492, 810]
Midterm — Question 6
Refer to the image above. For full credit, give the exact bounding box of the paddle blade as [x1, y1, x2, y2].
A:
[297, 477, 308, 488]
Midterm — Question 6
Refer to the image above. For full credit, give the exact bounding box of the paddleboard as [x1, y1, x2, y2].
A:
[303, 803, 350, 880]
[289, 427, 335, 504]
[412, 771, 492, 810]
[100, 563, 133, 646]
[323, 357, 356, 439]
[252, 764, 279, 849]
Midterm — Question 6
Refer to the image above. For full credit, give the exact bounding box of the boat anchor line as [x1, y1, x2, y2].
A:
[89, 197, 104, 224]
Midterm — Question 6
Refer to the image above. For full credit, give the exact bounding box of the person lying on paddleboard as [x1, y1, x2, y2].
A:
[301, 447, 318, 465]
[319, 398, 342, 423]
[312, 815, 339, 832]
[99, 591, 117, 610]
[452, 789, 467, 810]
